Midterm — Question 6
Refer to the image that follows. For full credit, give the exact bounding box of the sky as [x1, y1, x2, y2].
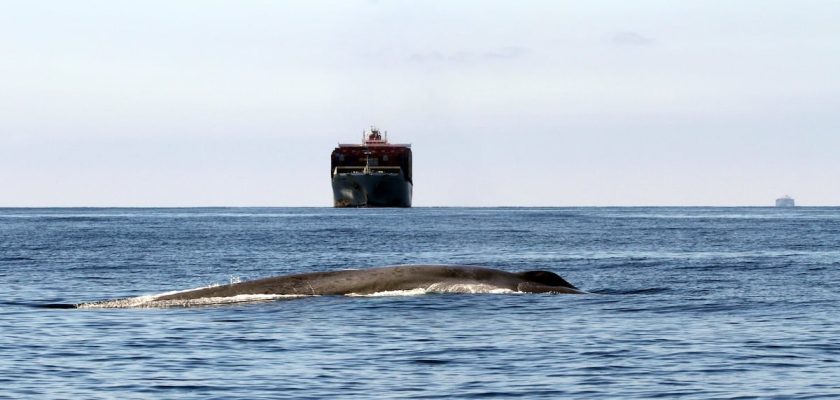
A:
[1, 0, 838, 206]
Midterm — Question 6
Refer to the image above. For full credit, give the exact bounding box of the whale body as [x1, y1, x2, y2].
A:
[57, 265, 583, 308]
[155, 264, 583, 300]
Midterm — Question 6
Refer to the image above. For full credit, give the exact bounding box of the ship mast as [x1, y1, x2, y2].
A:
[362, 150, 372, 174]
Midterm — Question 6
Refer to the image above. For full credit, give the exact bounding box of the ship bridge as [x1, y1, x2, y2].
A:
[338, 126, 411, 148]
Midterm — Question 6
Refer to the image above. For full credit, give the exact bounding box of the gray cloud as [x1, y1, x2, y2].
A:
[612, 31, 655, 46]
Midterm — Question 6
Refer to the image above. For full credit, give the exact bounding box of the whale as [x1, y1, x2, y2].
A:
[51, 264, 584, 308]
[156, 264, 583, 300]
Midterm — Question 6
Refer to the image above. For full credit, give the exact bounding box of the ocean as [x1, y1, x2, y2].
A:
[1, 207, 839, 399]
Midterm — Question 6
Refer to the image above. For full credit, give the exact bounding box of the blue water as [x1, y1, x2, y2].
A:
[2, 207, 839, 399]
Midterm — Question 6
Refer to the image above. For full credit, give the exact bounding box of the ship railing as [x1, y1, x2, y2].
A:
[334, 166, 402, 175]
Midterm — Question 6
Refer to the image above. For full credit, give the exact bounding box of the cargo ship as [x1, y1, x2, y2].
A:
[775, 195, 795, 207]
[331, 126, 412, 207]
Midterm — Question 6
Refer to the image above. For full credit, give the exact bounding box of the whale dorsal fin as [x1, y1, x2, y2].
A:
[517, 270, 578, 289]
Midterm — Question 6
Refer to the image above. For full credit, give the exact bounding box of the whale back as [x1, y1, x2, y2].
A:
[516, 270, 578, 289]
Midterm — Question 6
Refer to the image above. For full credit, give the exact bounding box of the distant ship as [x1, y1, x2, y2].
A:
[331, 126, 412, 207]
[775, 195, 795, 207]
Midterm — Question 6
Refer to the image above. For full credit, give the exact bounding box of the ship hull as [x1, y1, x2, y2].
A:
[332, 173, 412, 207]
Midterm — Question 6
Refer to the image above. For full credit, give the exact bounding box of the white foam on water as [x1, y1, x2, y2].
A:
[78, 293, 311, 309]
[78, 282, 521, 307]
[427, 282, 518, 294]
[142, 294, 311, 308]
[347, 283, 520, 297]
[76, 283, 312, 309]
[76, 285, 204, 308]
[346, 288, 430, 297]
[77, 294, 163, 309]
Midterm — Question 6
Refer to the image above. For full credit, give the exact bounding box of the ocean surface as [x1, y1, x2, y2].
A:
[1, 207, 839, 399]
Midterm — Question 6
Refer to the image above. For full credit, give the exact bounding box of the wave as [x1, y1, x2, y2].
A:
[592, 287, 671, 295]
[348, 283, 519, 297]
[49, 282, 527, 308]
[77, 293, 310, 309]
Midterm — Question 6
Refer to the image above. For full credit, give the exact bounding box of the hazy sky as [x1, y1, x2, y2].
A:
[2, 1, 838, 206]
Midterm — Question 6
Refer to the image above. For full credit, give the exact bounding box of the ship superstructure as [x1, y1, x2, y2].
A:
[331, 126, 412, 207]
